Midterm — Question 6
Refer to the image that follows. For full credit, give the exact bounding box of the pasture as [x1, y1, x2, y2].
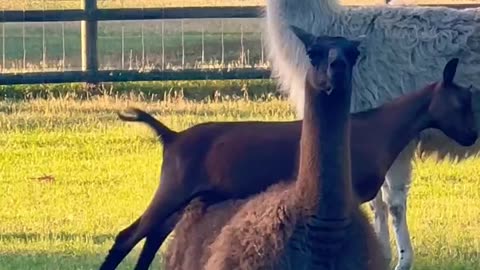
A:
[0, 86, 479, 269]
[1, 0, 480, 269]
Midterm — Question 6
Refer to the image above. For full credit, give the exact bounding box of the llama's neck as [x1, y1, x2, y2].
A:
[370, 84, 435, 168]
[296, 79, 353, 222]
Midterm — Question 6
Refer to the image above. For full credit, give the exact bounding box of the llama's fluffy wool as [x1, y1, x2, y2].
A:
[266, 0, 480, 158]
[165, 182, 383, 270]
[387, 0, 415, 6]
[164, 181, 301, 270]
[165, 181, 383, 270]
[164, 198, 241, 269]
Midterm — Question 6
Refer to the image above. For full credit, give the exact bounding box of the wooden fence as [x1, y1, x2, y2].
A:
[0, 0, 477, 85]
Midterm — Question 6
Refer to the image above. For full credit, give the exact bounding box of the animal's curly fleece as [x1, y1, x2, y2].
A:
[164, 182, 296, 270]
[164, 182, 383, 270]
[265, 0, 480, 158]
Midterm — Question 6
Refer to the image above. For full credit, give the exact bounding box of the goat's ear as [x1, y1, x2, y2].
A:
[290, 25, 315, 49]
[443, 58, 459, 85]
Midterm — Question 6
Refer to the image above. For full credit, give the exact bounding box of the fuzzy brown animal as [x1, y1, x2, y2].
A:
[98, 39, 478, 270]
[165, 28, 384, 270]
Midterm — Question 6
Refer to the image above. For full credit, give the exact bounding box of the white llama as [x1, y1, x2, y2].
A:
[265, 1, 480, 270]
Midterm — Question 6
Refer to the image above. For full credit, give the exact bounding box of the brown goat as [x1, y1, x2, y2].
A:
[99, 37, 478, 270]
[165, 29, 384, 269]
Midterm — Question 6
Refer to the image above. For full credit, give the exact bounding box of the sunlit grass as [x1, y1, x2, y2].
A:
[0, 92, 479, 269]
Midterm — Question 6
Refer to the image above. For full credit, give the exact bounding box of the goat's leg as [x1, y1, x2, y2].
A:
[99, 184, 192, 270]
[133, 213, 180, 270]
[99, 217, 142, 270]
[384, 143, 415, 270]
[134, 192, 224, 270]
[369, 189, 391, 267]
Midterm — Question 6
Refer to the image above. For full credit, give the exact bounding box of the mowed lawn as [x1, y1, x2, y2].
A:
[1, 94, 480, 269]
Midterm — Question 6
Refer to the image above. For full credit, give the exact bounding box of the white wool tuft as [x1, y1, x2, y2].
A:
[387, 0, 416, 6]
[266, 0, 480, 116]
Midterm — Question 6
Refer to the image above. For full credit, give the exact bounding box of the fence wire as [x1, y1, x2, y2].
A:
[0, 18, 266, 74]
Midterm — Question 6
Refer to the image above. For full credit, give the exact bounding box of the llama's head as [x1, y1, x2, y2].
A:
[429, 58, 478, 146]
[290, 25, 363, 95]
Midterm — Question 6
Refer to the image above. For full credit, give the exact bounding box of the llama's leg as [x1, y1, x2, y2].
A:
[369, 190, 391, 266]
[384, 143, 415, 270]
[99, 184, 192, 270]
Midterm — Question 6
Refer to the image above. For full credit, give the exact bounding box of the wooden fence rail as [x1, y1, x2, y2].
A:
[0, 1, 477, 85]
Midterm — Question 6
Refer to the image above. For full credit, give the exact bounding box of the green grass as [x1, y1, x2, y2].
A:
[0, 80, 278, 100]
[0, 92, 479, 269]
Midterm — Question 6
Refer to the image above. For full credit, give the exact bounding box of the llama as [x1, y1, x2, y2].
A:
[98, 58, 478, 270]
[265, 1, 480, 269]
[164, 28, 386, 270]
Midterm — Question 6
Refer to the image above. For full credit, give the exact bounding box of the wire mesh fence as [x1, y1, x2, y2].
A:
[0, 0, 266, 10]
[97, 19, 266, 71]
[0, 0, 268, 78]
[0, 18, 266, 74]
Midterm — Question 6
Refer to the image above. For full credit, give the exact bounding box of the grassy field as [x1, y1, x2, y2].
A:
[1, 0, 479, 268]
[1, 89, 480, 269]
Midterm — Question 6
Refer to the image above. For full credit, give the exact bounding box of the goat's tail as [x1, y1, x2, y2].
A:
[118, 107, 177, 144]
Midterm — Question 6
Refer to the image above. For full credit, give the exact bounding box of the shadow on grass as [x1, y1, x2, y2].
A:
[0, 252, 166, 270]
[1, 233, 478, 269]
[410, 256, 480, 270]
[0, 232, 168, 269]
[1, 250, 479, 270]
[0, 232, 115, 245]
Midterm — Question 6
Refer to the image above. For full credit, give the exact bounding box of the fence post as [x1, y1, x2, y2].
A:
[81, 0, 98, 85]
